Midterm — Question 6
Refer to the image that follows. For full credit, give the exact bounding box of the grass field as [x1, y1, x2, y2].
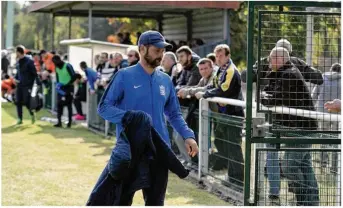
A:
[1, 103, 231, 206]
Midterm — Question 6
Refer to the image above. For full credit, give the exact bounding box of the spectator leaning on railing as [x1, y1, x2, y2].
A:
[196, 44, 245, 190]
[261, 47, 319, 205]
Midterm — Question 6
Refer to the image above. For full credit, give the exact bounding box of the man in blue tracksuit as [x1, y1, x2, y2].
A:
[98, 30, 198, 205]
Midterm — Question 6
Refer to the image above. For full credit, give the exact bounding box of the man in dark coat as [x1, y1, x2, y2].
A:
[175, 46, 202, 90]
[14, 45, 41, 125]
[261, 47, 319, 205]
[86, 111, 189, 206]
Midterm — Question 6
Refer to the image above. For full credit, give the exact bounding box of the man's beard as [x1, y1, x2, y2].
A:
[144, 52, 161, 68]
[182, 59, 191, 68]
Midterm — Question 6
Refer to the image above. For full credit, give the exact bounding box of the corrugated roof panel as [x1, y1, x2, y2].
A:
[192, 10, 224, 43]
[161, 15, 187, 43]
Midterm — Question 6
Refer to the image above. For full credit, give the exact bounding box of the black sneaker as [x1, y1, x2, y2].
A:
[54, 123, 62, 128]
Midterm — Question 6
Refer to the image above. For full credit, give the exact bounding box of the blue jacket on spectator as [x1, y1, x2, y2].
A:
[84, 67, 98, 90]
[86, 111, 189, 206]
[97, 63, 195, 146]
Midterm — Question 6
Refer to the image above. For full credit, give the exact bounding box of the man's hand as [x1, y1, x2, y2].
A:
[185, 138, 199, 157]
[89, 89, 95, 95]
[325, 99, 341, 113]
[177, 89, 186, 99]
[195, 92, 204, 100]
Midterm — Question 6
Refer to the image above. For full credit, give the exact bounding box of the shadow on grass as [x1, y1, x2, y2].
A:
[2, 103, 114, 157]
[2, 124, 33, 134]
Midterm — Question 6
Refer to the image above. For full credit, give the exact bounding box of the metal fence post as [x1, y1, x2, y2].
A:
[336, 137, 341, 205]
[105, 120, 109, 137]
[86, 84, 90, 128]
[199, 98, 209, 180]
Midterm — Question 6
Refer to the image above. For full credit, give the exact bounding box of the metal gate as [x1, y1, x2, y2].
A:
[245, 1, 341, 206]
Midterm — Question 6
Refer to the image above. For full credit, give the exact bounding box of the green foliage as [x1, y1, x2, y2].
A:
[229, 2, 248, 70]
[254, 4, 340, 69]
[10, 1, 157, 52]
[107, 17, 157, 44]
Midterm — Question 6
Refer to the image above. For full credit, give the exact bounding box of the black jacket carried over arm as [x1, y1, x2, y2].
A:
[86, 111, 189, 206]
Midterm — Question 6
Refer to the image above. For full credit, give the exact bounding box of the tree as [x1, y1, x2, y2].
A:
[106, 18, 157, 44]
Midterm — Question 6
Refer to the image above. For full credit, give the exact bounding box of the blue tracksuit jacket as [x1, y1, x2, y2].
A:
[98, 63, 195, 145]
[84, 67, 98, 91]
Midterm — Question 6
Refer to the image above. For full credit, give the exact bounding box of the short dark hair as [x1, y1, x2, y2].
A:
[52, 55, 62, 63]
[197, 58, 213, 68]
[16, 46, 25, 55]
[176, 46, 192, 56]
[75, 73, 82, 80]
[4, 74, 10, 79]
[80, 61, 87, 69]
[206, 53, 216, 63]
[39, 50, 46, 55]
[331, 63, 341, 73]
[214, 44, 230, 56]
[101, 52, 108, 59]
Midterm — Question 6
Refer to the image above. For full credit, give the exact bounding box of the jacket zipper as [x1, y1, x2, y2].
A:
[150, 77, 154, 123]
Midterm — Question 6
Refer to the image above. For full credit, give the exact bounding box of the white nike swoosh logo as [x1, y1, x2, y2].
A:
[134, 85, 142, 89]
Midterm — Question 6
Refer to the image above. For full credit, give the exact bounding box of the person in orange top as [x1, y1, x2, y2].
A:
[1, 75, 16, 102]
[39, 50, 55, 73]
[33, 53, 42, 73]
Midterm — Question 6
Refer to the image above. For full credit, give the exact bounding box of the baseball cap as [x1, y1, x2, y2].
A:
[138, 30, 172, 50]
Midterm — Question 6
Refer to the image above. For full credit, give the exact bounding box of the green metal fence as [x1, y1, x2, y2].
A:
[87, 89, 106, 134]
[246, 1, 341, 206]
[255, 146, 340, 206]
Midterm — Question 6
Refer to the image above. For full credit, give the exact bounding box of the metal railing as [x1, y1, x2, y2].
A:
[198, 95, 341, 206]
[41, 81, 341, 206]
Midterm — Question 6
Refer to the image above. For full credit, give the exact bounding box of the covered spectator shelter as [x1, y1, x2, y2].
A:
[27, 1, 240, 56]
